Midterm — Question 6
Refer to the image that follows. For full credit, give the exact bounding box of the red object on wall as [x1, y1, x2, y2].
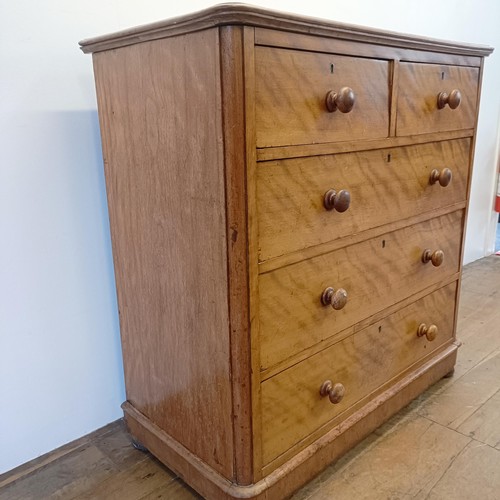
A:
[496, 171, 500, 212]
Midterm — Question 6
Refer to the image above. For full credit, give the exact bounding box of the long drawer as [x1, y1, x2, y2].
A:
[261, 281, 458, 465]
[257, 139, 470, 262]
[259, 210, 463, 370]
[255, 46, 390, 148]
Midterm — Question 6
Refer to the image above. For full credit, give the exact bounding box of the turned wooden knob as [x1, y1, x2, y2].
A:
[324, 189, 351, 212]
[422, 249, 444, 267]
[429, 168, 452, 187]
[325, 87, 355, 113]
[417, 323, 438, 342]
[321, 287, 348, 310]
[320, 380, 345, 404]
[437, 89, 461, 109]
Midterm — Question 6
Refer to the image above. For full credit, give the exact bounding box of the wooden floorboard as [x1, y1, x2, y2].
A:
[0, 421, 120, 489]
[1, 255, 499, 500]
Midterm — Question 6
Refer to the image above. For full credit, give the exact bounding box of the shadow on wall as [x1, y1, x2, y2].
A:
[0, 108, 125, 474]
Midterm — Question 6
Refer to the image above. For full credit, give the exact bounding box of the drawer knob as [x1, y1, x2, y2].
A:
[325, 87, 355, 113]
[422, 249, 444, 267]
[437, 89, 461, 109]
[417, 323, 438, 342]
[321, 287, 348, 310]
[320, 380, 345, 404]
[429, 168, 452, 187]
[324, 189, 351, 212]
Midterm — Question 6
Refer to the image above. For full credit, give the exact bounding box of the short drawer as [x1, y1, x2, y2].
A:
[397, 62, 479, 136]
[258, 138, 470, 262]
[255, 46, 389, 147]
[259, 210, 463, 370]
[261, 281, 457, 465]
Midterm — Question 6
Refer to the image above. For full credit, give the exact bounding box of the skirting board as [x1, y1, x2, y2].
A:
[123, 342, 458, 500]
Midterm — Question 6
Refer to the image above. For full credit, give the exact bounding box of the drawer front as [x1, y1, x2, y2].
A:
[255, 46, 390, 147]
[257, 139, 470, 262]
[397, 62, 479, 136]
[261, 281, 457, 465]
[259, 210, 463, 370]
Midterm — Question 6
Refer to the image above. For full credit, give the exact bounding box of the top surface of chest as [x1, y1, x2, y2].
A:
[79, 3, 493, 56]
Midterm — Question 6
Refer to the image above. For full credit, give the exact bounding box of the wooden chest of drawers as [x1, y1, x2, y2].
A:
[80, 5, 493, 499]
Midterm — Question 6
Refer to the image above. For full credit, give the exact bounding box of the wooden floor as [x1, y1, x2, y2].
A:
[1, 255, 500, 500]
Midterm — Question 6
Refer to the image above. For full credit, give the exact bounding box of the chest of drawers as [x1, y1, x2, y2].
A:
[80, 4, 493, 499]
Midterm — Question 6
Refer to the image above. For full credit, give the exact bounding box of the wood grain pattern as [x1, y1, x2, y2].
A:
[255, 46, 390, 147]
[93, 29, 234, 478]
[389, 60, 399, 137]
[259, 210, 463, 370]
[397, 62, 479, 136]
[261, 282, 458, 465]
[254, 28, 485, 67]
[0, 421, 121, 490]
[258, 139, 470, 262]
[74, 457, 177, 500]
[0, 341, 462, 500]
[84, 5, 492, 497]
[259, 202, 466, 275]
[6, 258, 500, 499]
[79, 4, 494, 57]
[263, 342, 458, 479]
[0, 446, 117, 500]
[261, 272, 460, 381]
[219, 25, 254, 485]
[241, 26, 265, 481]
[256, 129, 473, 161]
[121, 343, 458, 498]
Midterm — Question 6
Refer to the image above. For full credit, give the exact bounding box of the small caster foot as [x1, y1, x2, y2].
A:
[132, 439, 148, 452]
[443, 368, 455, 379]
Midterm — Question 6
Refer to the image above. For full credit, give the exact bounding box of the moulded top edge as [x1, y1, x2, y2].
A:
[79, 2, 494, 56]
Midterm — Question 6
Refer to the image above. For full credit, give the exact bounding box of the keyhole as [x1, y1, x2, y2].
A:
[387, 153, 391, 163]
[382, 240, 386, 248]
[441, 71, 445, 80]
[330, 63, 335, 74]
[378, 325, 382, 333]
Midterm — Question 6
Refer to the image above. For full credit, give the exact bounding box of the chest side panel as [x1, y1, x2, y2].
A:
[93, 29, 234, 478]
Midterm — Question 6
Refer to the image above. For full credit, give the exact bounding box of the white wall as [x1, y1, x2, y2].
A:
[1, 0, 499, 474]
